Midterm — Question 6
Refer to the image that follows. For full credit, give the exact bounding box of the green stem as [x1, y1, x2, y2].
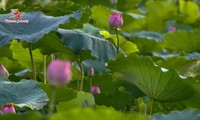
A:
[28, 43, 37, 81]
[150, 99, 154, 115]
[48, 87, 56, 117]
[144, 103, 147, 116]
[51, 54, 55, 61]
[75, 55, 84, 91]
[42, 108, 46, 116]
[115, 28, 120, 55]
[43, 55, 47, 84]
[77, 71, 80, 90]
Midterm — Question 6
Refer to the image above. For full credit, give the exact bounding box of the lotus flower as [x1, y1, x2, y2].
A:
[109, 12, 123, 29]
[87, 66, 94, 78]
[1, 104, 16, 114]
[47, 60, 72, 87]
[0, 64, 9, 79]
[110, 0, 118, 4]
[168, 26, 176, 32]
[91, 86, 101, 94]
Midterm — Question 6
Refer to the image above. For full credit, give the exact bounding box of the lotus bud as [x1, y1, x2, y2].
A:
[87, 66, 94, 78]
[47, 60, 72, 87]
[0, 64, 9, 79]
[168, 26, 176, 32]
[110, 0, 118, 4]
[91, 86, 101, 94]
[109, 12, 123, 29]
[1, 104, 16, 114]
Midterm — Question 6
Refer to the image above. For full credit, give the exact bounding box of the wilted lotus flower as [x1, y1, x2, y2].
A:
[87, 66, 94, 78]
[91, 86, 101, 94]
[168, 26, 176, 32]
[47, 60, 72, 87]
[0, 64, 9, 79]
[109, 12, 123, 29]
[1, 104, 16, 114]
[110, 0, 118, 4]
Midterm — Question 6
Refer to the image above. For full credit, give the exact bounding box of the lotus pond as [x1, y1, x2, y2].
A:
[1, 0, 200, 120]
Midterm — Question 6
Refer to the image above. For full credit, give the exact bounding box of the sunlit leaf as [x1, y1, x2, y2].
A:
[51, 108, 149, 120]
[164, 31, 200, 53]
[100, 31, 138, 55]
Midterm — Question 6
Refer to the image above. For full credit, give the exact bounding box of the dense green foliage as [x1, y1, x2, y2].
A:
[1, 0, 200, 119]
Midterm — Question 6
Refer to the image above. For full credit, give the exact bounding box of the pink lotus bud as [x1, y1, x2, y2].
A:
[109, 12, 123, 29]
[47, 60, 72, 87]
[87, 66, 94, 78]
[0, 64, 9, 79]
[168, 26, 176, 32]
[91, 86, 101, 94]
[1, 104, 16, 114]
[110, 0, 118, 4]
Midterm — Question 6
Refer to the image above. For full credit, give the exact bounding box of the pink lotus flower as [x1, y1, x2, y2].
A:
[1, 104, 16, 114]
[0, 64, 9, 79]
[87, 66, 94, 78]
[109, 12, 123, 29]
[91, 86, 101, 94]
[47, 60, 72, 87]
[168, 26, 176, 32]
[110, 0, 118, 4]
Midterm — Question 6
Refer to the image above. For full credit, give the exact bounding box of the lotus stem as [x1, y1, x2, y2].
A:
[43, 55, 47, 84]
[28, 43, 37, 81]
[115, 28, 120, 55]
[150, 99, 154, 115]
[48, 87, 56, 117]
[75, 55, 84, 91]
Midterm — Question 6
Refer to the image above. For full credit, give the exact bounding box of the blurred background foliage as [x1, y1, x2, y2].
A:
[1, 0, 200, 119]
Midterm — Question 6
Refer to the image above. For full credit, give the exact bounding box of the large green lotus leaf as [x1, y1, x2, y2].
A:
[179, 0, 200, 23]
[40, 1, 91, 29]
[0, 57, 25, 74]
[0, 10, 82, 47]
[91, 6, 111, 30]
[164, 31, 200, 53]
[94, 92, 132, 109]
[152, 109, 200, 120]
[156, 56, 200, 78]
[121, 13, 145, 31]
[108, 54, 194, 102]
[40, 84, 77, 103]
[100, 31, 139, 55]
[145, 0, 177, 31]
[51, 108, 149, 120]
[10, 41, 43, 71]
[57, 91, 95, 111]
[129, 31, 163, 42]
[0, 111, 44, 120]
[33, 31, 74, 56]
[92, 73, 116, 94]
[57, 29, 117, 62]
[0, 80, 48, 110]
[124, 31, 164, 54]
[0, 44, 13, 59]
